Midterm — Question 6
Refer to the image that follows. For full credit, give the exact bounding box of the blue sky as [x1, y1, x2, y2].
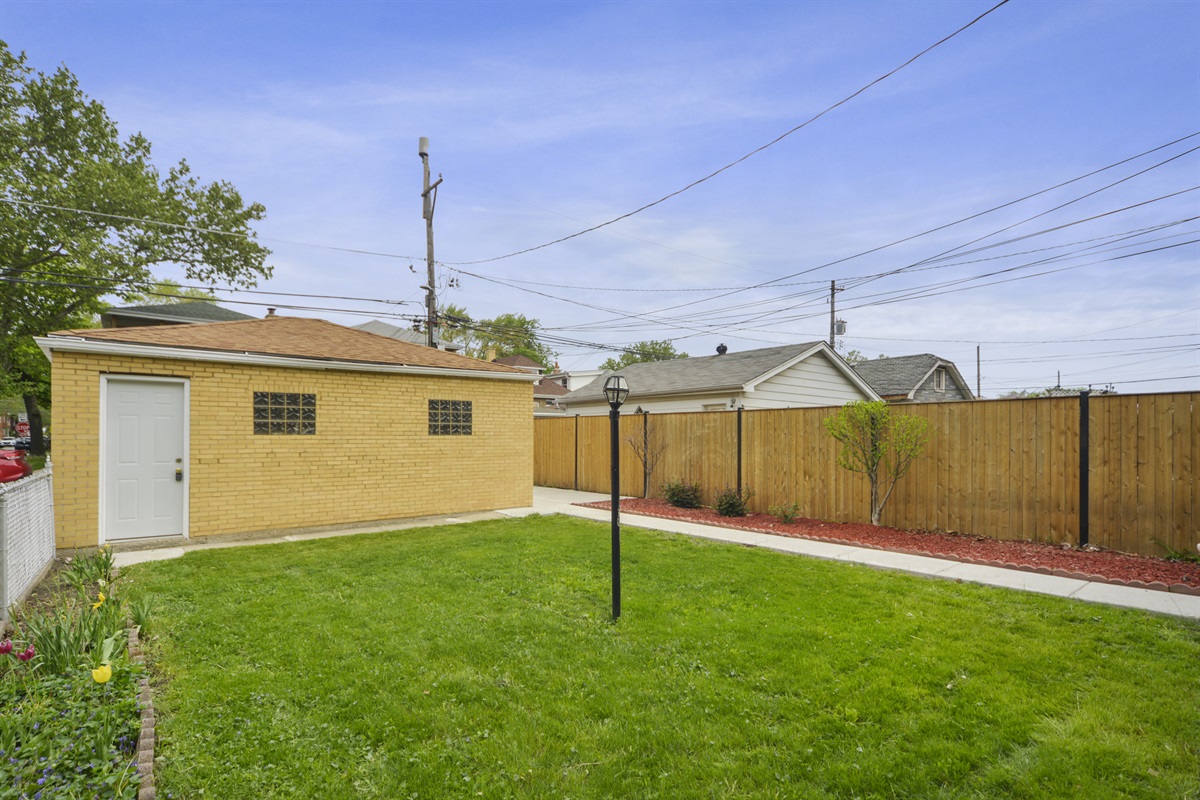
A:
[4, 0, 1198, 395]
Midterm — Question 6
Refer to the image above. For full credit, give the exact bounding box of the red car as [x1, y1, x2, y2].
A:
[0, 449, 32, 483]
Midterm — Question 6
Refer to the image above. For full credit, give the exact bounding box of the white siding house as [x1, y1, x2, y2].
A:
[559, 342, 878, 416]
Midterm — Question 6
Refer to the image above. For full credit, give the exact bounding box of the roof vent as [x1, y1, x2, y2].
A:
[266, 308, 276, 317]
[716, 343, 728, 355]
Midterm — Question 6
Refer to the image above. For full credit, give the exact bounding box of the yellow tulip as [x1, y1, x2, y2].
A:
[92, 592, 105, 610]
[91, 663, 112, 684]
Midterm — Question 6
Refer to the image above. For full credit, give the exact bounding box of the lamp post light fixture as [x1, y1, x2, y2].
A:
[604, 375, 629, 620]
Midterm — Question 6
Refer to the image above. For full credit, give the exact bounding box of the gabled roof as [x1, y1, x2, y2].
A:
[102, 301, 255, 325]
[560, 342, 877, 404]
[853, 354, 974, 399]
[40, 316, 533, 377]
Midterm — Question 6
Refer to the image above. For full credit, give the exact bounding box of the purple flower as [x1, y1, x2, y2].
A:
[0, 639, 11, 655]
[16, 645, 35, 661]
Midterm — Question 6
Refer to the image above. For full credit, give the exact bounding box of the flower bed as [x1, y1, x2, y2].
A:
[0, 548, 148, 799]
[578, 498, 1200, 593]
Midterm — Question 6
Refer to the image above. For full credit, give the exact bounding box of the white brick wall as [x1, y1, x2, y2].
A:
[0, 468, 55, 625]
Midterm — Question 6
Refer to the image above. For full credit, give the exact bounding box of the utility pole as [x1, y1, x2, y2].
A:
[419, 137, 443, 349]
[828, 281, 844, 349]
[976, 344, 981, 398]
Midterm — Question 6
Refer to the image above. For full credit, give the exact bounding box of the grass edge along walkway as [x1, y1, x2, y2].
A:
[125, 514, 1200, 800]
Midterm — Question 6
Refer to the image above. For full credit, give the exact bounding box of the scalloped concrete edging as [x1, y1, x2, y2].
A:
[610, 507, 1200, 597]
[126, 625, 156, 800]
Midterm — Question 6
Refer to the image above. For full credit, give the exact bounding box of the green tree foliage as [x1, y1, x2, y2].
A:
[599, 339, 687, 371]
[438, 302, 479, 351]
[439, 305, 557, 369]
[998, 387, 1091, 398]
[120, 279, 219, 305]
[842, 350, 887, 365]
[823, 401, 931, 525]
[0, 43, 271, 453]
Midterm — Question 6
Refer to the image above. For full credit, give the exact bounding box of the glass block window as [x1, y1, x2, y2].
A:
[429, 399, 472, 435]
[253, 392, 316, 435]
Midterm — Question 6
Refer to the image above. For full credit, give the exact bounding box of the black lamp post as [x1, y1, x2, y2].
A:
[604, 375, 629, 620]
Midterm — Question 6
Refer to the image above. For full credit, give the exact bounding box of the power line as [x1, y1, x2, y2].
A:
[0, 198, 423, 262]
[984, 344, 1198, 363]
[544, 197, 1198, 337]
[849, 332, 1198, 345]
[987, 374, 1198, 390]
[9, 130, 1193, 316]
[707, 238, 1199, 337]
[443, 0, 1013, 266]
[659, 219, 1200, 334]
[646, 184, 1200, 325]
[843, 145, 1200, 293]
[0, 275, 423, 322]
[452, 131, 1200, 331]
[7, 267, 417, 307]
[452, 175, 780, 278]
[449, 218, 1197, 294]
[525, 172, 1200, 332]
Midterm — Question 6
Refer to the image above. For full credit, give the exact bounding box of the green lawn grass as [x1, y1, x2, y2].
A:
[126, 515, 1200, 799]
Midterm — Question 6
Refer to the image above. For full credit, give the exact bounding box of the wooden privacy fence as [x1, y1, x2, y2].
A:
[534, 392, 1198, 558]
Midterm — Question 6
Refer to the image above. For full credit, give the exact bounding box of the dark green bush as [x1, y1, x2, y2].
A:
[662, 479, 703, 509]
[714, 487, 753, 517]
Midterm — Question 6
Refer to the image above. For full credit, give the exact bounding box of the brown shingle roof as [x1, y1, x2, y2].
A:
[534, 379, 570, 397]
[47, 316, 528, 375]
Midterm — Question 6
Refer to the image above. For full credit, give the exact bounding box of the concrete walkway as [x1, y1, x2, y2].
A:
[115, 486, 1200, 620]
[508, 487, 1200, 621]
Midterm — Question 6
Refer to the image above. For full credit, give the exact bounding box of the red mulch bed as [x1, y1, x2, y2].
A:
[576, 498, 1200, 595]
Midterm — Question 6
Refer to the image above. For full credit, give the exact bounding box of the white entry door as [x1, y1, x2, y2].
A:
[103, 378, 187, 541]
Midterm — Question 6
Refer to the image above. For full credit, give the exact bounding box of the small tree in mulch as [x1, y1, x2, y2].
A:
[824, 401, 931, 526]
[625, 416, 668, 499]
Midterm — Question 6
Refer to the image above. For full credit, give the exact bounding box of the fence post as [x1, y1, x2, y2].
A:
[0, 492, 8, 626]
[1079, 390, 1090, 548]
[736, 406, 743, 495]
[574, 414, 579, 491]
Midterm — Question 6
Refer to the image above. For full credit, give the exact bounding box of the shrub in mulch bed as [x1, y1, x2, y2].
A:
[580, 498, 1200, 593]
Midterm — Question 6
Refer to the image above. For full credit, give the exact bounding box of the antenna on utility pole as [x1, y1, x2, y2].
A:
[419, 136, 443, 349]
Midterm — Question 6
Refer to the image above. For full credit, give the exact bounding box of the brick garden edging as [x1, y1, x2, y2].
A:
[126, 624, 156, 800]
[609, 508, 1200, 597]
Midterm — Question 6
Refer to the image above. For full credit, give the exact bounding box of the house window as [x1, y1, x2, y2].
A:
[934, 368, 946, 393]
[253, 392, 316, 435]
[429, 399, 472, 435]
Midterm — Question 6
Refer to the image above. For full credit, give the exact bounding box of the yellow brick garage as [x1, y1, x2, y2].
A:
[39, 316, 535, 549]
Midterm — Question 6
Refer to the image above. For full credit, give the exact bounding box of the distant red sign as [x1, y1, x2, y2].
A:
[15, 420, 30, 437]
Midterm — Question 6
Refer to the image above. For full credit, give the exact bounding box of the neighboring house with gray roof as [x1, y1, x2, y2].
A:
[352, 319, 463, 353]
[101, 301, 255, 328]
[852, 354, 974, 403]
[492, 354, 544, 373]
[558, 342, 879, 416]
